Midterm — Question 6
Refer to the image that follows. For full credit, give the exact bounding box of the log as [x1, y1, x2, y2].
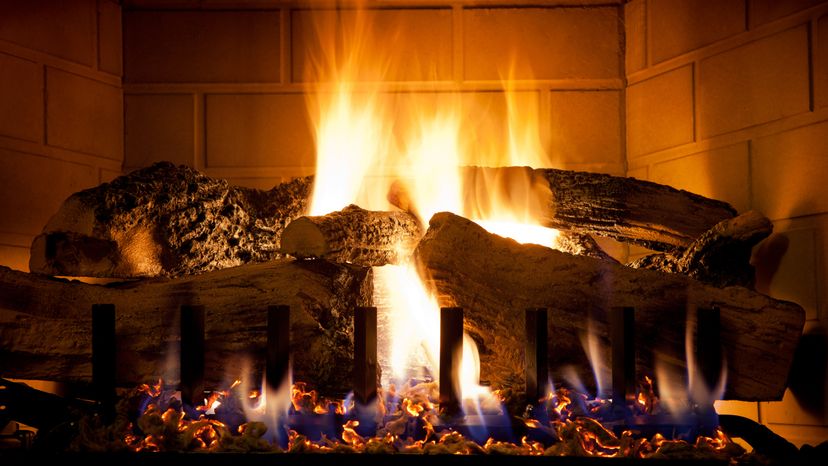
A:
[391, 167, 737, 252]
[0, 259, 372, 395]
[537, 168, 736, 251]
[29, 162, 312, 278]
[414, 212, 804, 401]
[280, 204, 422, 266]
[629, 210, 773, 288]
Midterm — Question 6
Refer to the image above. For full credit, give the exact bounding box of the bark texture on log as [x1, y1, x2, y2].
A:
[629, 211, 773, 288]
[29, 162, 312, 278]
[0, 260, 372, 395]
[390, 167, 737, 252]
[537, 168, 737, 251]
[414, 212, 804, 401]
[281, 205, 423, 266]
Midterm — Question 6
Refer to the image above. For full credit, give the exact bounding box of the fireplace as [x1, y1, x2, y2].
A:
[1, 0, 827, 460]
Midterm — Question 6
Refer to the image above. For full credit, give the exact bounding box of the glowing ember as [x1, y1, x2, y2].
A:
[89, 377, 751, 461]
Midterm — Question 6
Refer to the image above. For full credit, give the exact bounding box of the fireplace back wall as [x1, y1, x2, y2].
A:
[0, 0, 827, 448]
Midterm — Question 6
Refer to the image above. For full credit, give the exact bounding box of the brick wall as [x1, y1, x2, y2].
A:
[625, 0, 828, 446]
[121, 0, 625, 189]
[0, 0, 123, 271]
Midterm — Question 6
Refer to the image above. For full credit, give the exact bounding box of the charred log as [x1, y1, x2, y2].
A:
[280, 205, 422, 266]
[390, 167, 737, 252]
[414, 212, 804, 401]
[629, 211, 773, 288]
[29, 162, 312, 278]
[537, 168, 736, 251]
[0, 260, 372, 395]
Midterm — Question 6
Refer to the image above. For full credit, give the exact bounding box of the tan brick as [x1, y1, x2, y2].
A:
[206, 94, 314, 168]
[0, 52, 42, 142]
[650, 143, 750, 213]
[750, 0, 827, 28]
[0, 149, 98, 236]
[714, 401, 759, 422]
[754, 227, 819, 321]
[455, 91, 554, 167]
[700, 27, 810, 138]
[124, 10, 280, 83]
[549, 91, 622, 166]
[763, 375, 826, 427]
[624, 0, 647, 74]
[97, 0, 122, 76]
[626, 66, 694, 157]
[464, 8, 620, 80]
[0, 0, 96, 66]
[393, 91, 511, 167]
[46, 68, 123, 160]
[815, 14, 828, 109]
[626, 166, 648, 180]
[650, 0, 745, 64]
[291, 8, 452, 83]
[101, 169, 122, 183]
[752, 121, 828, 220]
[0, 244, 30, 272]
[760, 423, 828, 449]
[125, 94, 194, 169]
[461, 91, 514, 166]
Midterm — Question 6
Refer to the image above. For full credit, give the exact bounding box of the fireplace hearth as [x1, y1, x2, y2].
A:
[0, 161, 812, 463]
[2, 0, 828, 460]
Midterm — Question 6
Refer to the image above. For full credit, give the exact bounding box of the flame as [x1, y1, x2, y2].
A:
[302, 3, 559, 424]
[342, 420, 364, 446]
[304, 6, 394, 216]
[685, 307, 727, 408]
[570, 318, 609, 399]
[239, 366, 292, 446]
[118, 377, 745, 457]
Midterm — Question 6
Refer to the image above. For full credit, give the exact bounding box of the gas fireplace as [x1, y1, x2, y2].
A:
[1, 0, 827, 464]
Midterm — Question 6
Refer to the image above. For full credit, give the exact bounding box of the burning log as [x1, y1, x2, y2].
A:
[280, 204, 422, 266]
[0, 259, 372, 394]
[414, 212, 804, 401]
[535, 168, 736, 251]
[391, 166, 737, 252]
[629, 210, 773, 288]
[29, 162, 312, 278]
[29, 163, 736, 280]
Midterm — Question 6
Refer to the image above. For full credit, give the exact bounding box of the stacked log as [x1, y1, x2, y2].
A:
[29, 162, 312, 278]
[413, 212, 804, 401]
[0, 163, 805, 403]
[0, 260, 371, 395]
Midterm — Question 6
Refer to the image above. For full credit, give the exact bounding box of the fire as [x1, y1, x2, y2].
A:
[342, 420, 364, 446]
[81, 4, 726, 461]
[301, 4, 560, 415]
[103, 377, 751, 461]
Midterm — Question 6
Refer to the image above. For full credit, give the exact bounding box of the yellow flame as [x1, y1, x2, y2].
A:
[304, 7, 395, 215]
[342, 419, 364, 446]
[239, 363, 292, 445]
[302, 5, 559, 408]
